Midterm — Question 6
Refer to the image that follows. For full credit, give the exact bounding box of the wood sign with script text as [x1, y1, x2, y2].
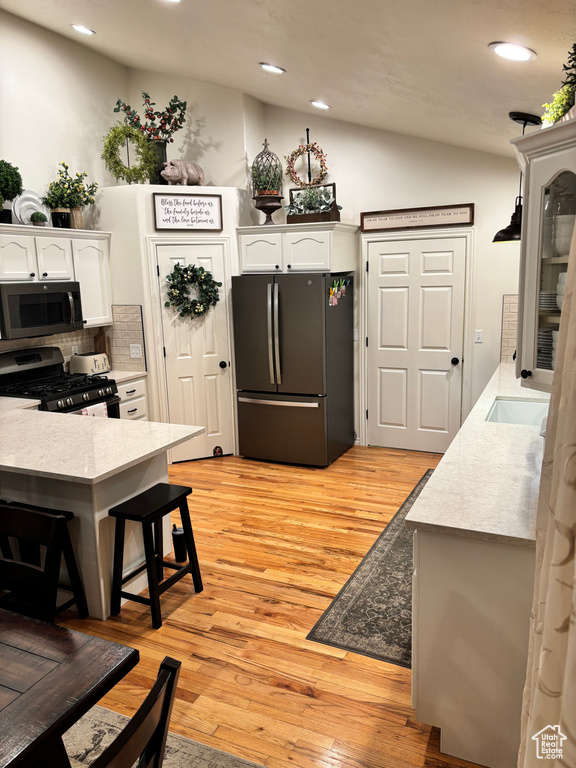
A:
[153, 193, 223, 231]
[361, 203, 474, 232]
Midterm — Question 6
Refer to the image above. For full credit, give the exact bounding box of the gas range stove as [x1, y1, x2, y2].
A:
[0, 347, 119, 414]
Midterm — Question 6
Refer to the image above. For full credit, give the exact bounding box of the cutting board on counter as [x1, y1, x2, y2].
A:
[93, 328, 111, 363]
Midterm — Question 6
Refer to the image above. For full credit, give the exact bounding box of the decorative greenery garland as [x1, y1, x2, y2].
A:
[101, 123, 158, 184]
[165, 263, 222, 318]
[285, 142, 328, 188]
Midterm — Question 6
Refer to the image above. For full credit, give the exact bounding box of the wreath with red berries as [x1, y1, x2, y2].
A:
[285, 142, 328, 188]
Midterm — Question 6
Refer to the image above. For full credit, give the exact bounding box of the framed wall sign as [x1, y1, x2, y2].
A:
[153, 193, 223, 232]
[360, 203, 474, 233]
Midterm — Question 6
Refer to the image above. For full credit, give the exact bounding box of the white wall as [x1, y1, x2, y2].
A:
[0, 10, 129, 200]
[261, 106, 522, 403]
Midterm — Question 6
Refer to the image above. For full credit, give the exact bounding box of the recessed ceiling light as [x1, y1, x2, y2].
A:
[71, 24, 95, 35]
[163, 0, 185, 3]
[488, 42, 537, 61]
[310, 100, 331, 110]
[260, 63, 286, 75]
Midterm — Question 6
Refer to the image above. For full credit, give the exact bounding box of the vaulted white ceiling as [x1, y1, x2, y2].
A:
[1, 0, 572, 156]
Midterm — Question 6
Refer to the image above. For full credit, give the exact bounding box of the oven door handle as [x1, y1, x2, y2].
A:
[67, 292, 76, 323]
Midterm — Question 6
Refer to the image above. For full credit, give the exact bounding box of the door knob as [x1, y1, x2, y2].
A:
[521, 369, 532, 379]
[451, 357, 460, 365]
[219, 360, 228, 369]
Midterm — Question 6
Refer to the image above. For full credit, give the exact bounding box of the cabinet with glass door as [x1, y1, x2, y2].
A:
[512, 120, 576, 392]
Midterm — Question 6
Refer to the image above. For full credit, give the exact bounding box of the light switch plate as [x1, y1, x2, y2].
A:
[130, 344, 143, 359]
[474, 330, 483, 343]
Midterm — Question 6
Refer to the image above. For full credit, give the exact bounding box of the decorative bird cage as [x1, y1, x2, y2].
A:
[251, 139, 283, 197]
[251, 139, 284, 224]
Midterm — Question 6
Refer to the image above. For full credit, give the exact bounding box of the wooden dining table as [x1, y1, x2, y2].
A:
[0, 609, 139, 768]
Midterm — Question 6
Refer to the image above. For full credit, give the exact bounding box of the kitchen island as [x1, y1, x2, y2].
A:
[0, 406, 204, 619]
[405, 364, 549, 768]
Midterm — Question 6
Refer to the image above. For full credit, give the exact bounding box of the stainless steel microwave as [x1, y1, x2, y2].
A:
[0, 281, 84, 340]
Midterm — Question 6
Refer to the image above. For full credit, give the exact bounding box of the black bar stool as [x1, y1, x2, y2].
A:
[109, 483, 203, 628]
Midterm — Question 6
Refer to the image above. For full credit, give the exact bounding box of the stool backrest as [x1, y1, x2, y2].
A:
[0, 503, 66, 622]
[88, 656, 181, 768]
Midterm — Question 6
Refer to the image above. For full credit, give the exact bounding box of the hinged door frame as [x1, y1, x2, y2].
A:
[359, 228, 475, 447]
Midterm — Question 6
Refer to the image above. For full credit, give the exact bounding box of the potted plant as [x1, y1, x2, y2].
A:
[30, 211, 48, 227]
[285, 183, 341, 224]
[542, 43, 576, 125]
[251, 165, 283, 195]
[0, 159, 23, 224]
[42, 162, 98, 228]
[112, 91, 187, 184]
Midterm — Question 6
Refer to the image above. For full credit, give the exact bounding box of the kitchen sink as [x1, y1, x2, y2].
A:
[486, 397, 549, 426]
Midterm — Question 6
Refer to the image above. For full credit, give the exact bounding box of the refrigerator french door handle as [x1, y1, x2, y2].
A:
[267, 283, 275, 384]
[273, 282, 282, 384]
[238, 397, 319, 408]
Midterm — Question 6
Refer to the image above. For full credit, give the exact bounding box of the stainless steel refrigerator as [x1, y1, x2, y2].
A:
[231, 272, 354, 467]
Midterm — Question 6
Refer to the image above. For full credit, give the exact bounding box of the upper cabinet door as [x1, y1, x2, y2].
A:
[36, 237, 74, 280]
[71, 238, 112, 327]
[283, 231, 331, 271]
[239, 233, 283, 272]
[516, 137, 576, 392]
[0, 234, 37, 280]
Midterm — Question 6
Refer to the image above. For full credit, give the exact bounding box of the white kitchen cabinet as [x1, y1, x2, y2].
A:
[239, 232, 283, 272]
[238, 222, 358, 273]
[117, 377, 148, 421]
[71, 238, 113, 328]
[0, 234, 36, 280]
[35, 237, 74, 280]
[0, 232, 73, 281]
[512, 119, 576, 392]
[0, 225, 112, 328]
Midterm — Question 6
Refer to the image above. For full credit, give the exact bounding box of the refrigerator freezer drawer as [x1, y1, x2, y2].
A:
[237, 394, 328, 466]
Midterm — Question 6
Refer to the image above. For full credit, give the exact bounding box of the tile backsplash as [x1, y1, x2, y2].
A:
[0, 330, 96, 368]
[501, 294, 518, 364]
[106, 305, 146, 372]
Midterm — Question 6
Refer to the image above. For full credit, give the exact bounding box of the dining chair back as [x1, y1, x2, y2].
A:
[0, 503, 65, 622]
[0, 502, 87, 622]
[88, 656, 181, 768]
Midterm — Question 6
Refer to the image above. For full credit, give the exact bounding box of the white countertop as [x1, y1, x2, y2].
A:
[0, 396, 40, 414]
[404, 364, 549, 546]
[0, 409, 204, 485]
[108, 369, 147, 384]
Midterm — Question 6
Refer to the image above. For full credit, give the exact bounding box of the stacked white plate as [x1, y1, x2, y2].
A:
[537, 328, 554, 370]
[552, 330, 559, 370]
[12, 190, 51, 225]
[539, 290, 558, 313]
[557, 272, 567, 310]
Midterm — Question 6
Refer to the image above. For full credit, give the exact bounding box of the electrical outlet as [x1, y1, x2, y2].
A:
[130, 344, 143, 359]
[71, 345, 79, 355]
[474, 330, 483, 343]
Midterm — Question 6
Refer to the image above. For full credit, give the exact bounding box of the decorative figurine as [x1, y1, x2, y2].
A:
[160, 159, 205, 186]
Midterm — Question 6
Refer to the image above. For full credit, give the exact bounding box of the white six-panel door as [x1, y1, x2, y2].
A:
[156, 242, 234, 462]
[367, 236, 466, 453]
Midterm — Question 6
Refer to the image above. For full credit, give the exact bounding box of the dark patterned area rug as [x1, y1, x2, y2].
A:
[306, 469, 432, 668]
[63, 705, 265, 768]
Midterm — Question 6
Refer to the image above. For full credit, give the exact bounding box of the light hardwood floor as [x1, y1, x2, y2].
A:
[63, 446, 481, 768]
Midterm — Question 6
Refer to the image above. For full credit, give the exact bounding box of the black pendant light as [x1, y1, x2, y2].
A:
[493, 112, 542, 243]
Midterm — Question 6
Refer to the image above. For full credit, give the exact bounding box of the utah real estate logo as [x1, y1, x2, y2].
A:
[532, 725, 567, 760]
